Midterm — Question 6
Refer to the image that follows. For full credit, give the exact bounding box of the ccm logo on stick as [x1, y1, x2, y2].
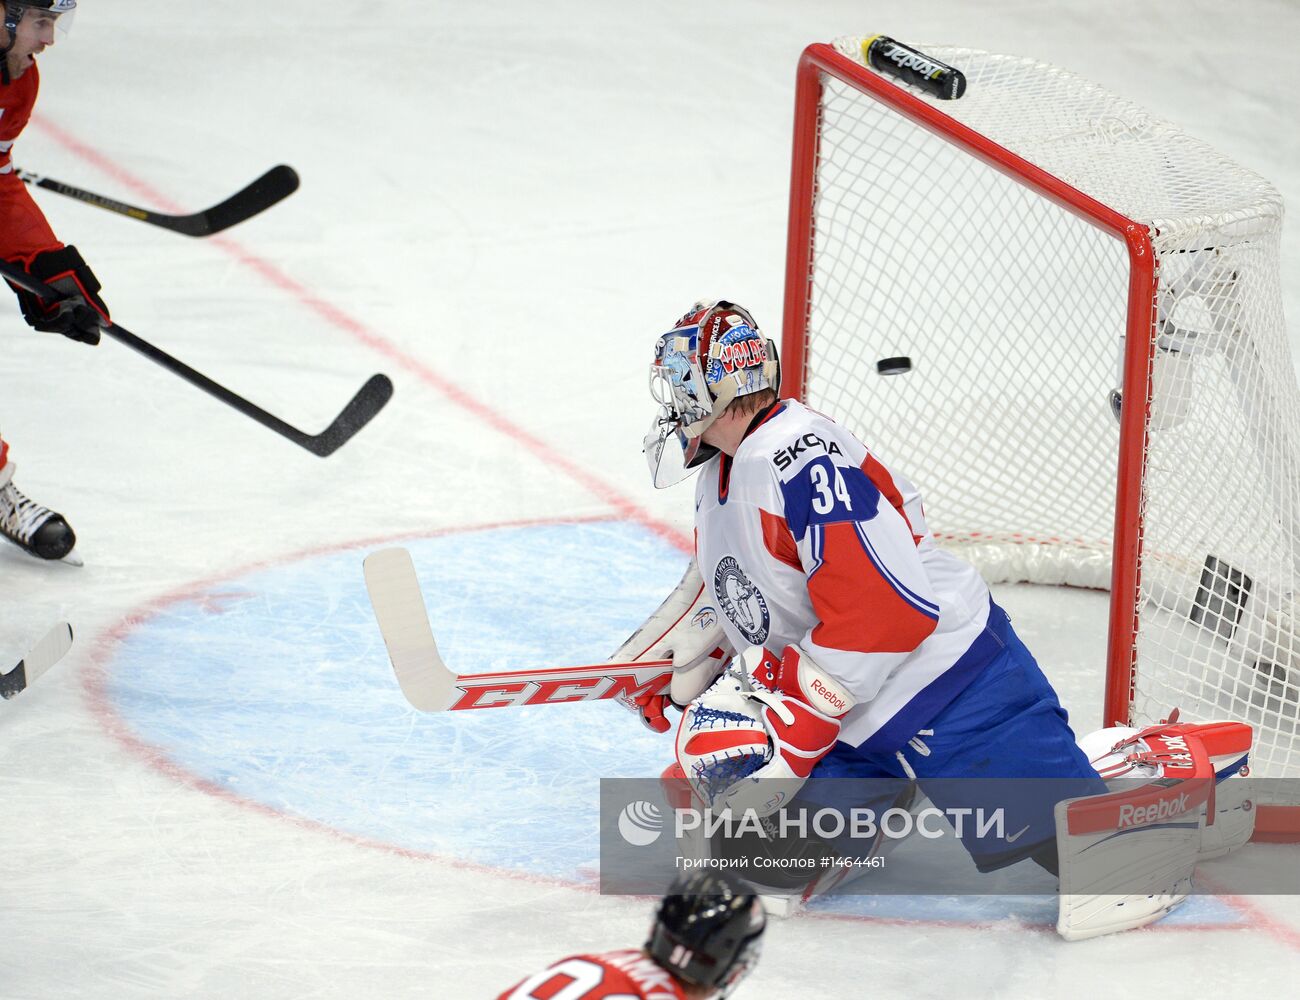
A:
[449, 669, 673, 710]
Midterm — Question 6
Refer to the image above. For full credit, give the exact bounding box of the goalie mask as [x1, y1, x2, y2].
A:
[643, 300, 780, 488]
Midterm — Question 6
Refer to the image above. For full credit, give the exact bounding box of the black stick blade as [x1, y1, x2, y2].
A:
[303, 373, 394, 457]
[20, 165, 301, 238]
[0, 258, 388, 459]
[196, 165, 301, 237]
[0, 662, 27, 700]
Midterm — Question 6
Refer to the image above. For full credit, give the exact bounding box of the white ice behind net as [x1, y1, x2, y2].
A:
[804, 40, 1299, 780]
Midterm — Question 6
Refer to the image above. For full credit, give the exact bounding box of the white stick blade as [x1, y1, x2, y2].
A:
[1, 622, 74, 699]
[363, 547, 455, 712]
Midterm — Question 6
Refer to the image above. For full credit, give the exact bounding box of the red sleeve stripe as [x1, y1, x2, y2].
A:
[808, 522, 939, 654]
[862, 453, 921, 545]
[853, 521, 940, 619]
[759, 507, 803, 572]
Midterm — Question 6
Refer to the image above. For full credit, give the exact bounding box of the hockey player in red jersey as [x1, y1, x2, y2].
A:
[0, 1, 107, 561]
[498, 871, 765, 999]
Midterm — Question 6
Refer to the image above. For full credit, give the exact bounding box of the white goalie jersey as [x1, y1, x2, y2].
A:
[692, 400, 1003, 753]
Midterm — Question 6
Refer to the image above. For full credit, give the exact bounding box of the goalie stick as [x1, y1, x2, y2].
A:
[363, 547, 673, 712]
[17, 165, 300, 238]
[0, 260, 393, 458]
[0, 622, 73, 700]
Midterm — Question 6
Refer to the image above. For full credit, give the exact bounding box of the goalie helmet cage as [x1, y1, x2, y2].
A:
[782, 39, 1300, 840]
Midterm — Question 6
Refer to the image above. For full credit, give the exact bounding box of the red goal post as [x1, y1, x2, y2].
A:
[781, 40, 1299, 839]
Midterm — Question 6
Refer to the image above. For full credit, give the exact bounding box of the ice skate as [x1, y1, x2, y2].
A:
[0, 465, 77, 562]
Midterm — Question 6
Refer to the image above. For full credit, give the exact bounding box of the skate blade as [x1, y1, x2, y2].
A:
[0, 540, 84, 567]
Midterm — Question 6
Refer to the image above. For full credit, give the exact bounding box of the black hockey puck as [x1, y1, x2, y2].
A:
[876, 356, 912, 375]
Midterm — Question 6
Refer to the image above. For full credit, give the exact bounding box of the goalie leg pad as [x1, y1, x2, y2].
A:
[1054, 778, 1205, 941]
[1057, 720, 1253, 940]
[663, 763, 924, 920]
[1077, 718, 1255, 860]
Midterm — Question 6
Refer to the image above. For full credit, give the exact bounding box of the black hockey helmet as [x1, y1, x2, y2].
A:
[3, 1, 76, 74]
[645, 870, 766, 996]
[4, 0, 75, 34]
[2, 0, 74, 83]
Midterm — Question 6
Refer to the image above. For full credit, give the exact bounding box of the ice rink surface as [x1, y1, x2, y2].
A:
[2, 2, 1299, 997]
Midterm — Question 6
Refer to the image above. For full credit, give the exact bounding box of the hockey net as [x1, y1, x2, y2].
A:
[783, 40, 1299, 837]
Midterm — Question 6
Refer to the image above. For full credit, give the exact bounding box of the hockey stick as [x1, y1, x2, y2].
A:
[0, 260, 393, 457]
[17, 165, 300, 238]
[363, 547, 673, 712]
[0, 622, 73, 700]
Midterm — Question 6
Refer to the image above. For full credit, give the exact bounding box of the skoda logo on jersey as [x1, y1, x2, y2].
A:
[713, 556, 770, 645]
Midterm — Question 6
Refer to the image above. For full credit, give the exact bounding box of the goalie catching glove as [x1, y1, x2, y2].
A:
[676, 644, 855, 816]
[5, 245, 109, 346]
[611, 558, 732, 733]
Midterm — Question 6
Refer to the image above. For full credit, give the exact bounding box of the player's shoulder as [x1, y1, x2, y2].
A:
[561, 950, 688, 999]
[747, 401, 886, 534]
[591, 949, 689, 998]
[0, 62, 40, 124]
[739, 399, 866, 481]
[498, 950, 687, 1000]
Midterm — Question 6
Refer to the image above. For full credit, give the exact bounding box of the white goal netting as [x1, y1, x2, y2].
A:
[790, 39, 1300, 791]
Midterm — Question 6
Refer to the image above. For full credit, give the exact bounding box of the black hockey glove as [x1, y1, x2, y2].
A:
[6, 245, 109, 346]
